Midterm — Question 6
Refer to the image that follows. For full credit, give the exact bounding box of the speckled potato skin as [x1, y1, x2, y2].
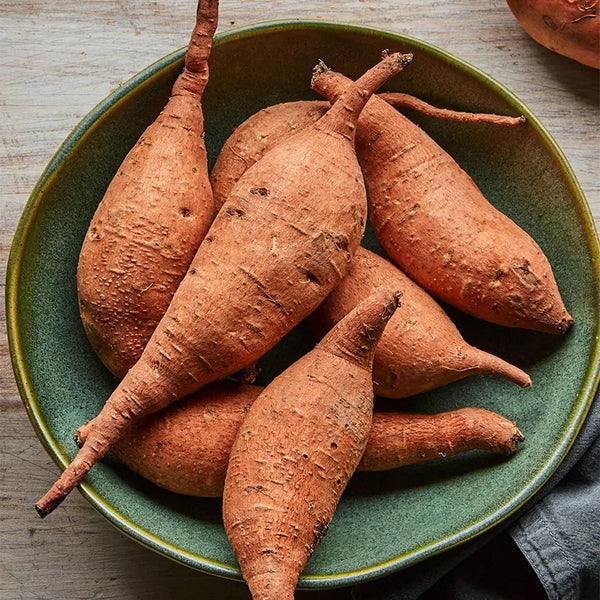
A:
[110, 381, 261, 497]
[223, 292, 400, 600]
[210, 100, 329, 213]
[75, 381, 523, 497]
[360, 407, 524, 470]
[312, 248, 531, 398]
[313, 71, 573, 334]
[507, 0, 599, 68]
[77, 1, 219, 379]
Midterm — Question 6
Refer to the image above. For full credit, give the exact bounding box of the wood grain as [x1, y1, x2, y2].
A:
[1, 1, 598, 598]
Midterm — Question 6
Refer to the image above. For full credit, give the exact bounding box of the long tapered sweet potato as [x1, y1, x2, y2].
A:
[210, 100, 531, 397]
[75, 380, 524, 497]
[77, 0, 219, 378]
[223, 290, 400, 600]
[35, 52, 413, 517]
[312, 67, 572, 334]
[313, 248, 531, 397]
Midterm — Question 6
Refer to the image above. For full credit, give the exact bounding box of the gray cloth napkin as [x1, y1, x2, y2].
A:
[511, 409, 600, 600]
[351, 388, 600, 600]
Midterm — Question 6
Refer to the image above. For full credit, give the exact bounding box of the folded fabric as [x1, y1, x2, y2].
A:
[418, 532, 547, 600]
[511, 411, 600, 600]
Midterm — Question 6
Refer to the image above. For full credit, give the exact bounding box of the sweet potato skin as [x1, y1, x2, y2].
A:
[77, 1, 219, 378]
[224, 353, 373, 599]
[313, 71, 572, 334]
[506, 0, 599, 69]
[362, 407, 524, 470]
[210, 101, 329, 213]
[312, 248, 531, 397]
[75, 381, 523, 497]
[223, 291, 400, 600]
[110, 381, 261, 497]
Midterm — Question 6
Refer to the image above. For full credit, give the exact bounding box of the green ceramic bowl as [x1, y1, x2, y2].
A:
[6, 21, 600, 589]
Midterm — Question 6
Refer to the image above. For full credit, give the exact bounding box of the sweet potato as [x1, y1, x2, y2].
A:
[312, 66, 573, 334]
[506, 0, 599, 69]
[35, 52, 413, 516]
[313, 248, 531, 397]
[77, 0, 219, 378]
[211, 98, 523, 213]
[75, 380, 524, 497]
[210, 101, 531, 397]
[223, 290, 400, 600]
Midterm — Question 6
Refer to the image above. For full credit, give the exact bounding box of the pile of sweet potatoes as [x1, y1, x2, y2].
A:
[34, 1, 573, 597]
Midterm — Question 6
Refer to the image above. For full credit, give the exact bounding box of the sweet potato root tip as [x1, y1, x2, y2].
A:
[35, 503, 51, 518]
[318, 288, 401, 369]
[173, 0, 219, 96]
[531, 307, 574, 335]
[73, 426, 87, 448]
[470, 348, 532, 388]
[246, 572, 295, 600]
[505, 425, 526, 455]
[36, 404, 132, 516]
[311, 59, 330, 85]
[35, 445, 98, 516]
[558, 313, 574, 334]
[378, 92, 526, 126]
[462, 408, 525, 455]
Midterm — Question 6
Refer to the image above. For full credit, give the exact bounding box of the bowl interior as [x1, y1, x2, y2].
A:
[8, 22, 599, 588]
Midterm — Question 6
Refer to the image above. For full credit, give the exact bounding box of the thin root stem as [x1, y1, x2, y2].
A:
[379, 92, 526, 126]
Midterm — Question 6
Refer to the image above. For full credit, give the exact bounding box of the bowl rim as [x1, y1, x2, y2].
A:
[6, 19, 600, 589]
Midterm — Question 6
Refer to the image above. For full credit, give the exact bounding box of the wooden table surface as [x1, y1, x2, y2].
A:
[1, 1, 598, 598]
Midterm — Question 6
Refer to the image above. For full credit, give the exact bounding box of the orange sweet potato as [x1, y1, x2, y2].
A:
[77, 0, 219, 378]
[312, 66, 573, 334]
[75, 380, 524, 497]
[223, 291, 400, 600]
[211, 101, 329, 214]
[506, 0, 599, 68]
[36, 52, 413, 516]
